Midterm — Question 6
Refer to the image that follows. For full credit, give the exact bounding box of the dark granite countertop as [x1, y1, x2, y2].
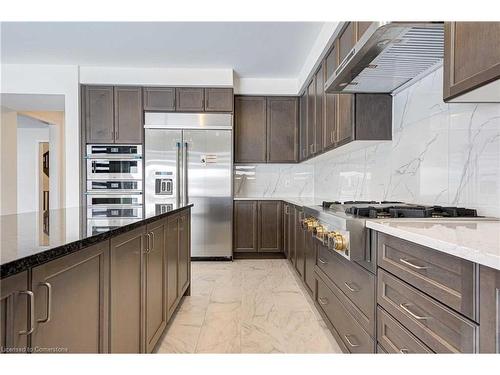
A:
[0, 204, 193, 278]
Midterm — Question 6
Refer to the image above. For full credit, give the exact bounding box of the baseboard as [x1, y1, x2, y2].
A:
[191, 256, 233, 261]
[233, 252, 286, 260]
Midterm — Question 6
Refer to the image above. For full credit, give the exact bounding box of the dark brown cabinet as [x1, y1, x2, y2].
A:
[144, 220, 167, 353]
[84, 85, 143, 144]
[479, 265, 500, 353]
[233, 200, 258, 253]
[143, 87, 176, 111]
[1, 271, 29, 353]
[178, 210, 191, 297]
[299, 92, 308, 161]
[338, 22, 356, 65]
[304, 227, 316, 295]
[306, 80, 316, 156]
[444, 22, 500, 102]
[266, 97, 298, 163]
[204, 88, 234, 112]
[114, 87, 143, 144]
[85, 86, 114, 144]
[234, 96, 267, 163]
[258, 201, 283, 252]
[283, 204, 296, 263]
[31, 241, 110, 353]
[176, 88, 205, 112]
[314, 63, 324, 155]
[356, 22, 372, 41]
[110, 226, 145, 353]
[294, 206, 305, 277]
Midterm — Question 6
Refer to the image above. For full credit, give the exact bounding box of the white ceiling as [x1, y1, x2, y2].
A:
[1, 93, 65, 111]
[1, 22, 325, 79]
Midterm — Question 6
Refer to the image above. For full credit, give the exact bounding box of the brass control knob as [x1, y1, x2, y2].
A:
[301, 217, 315, 230]
[313, 225, 327, 242]
[328, 232, 348, 251]
[307, 219, 319, 232]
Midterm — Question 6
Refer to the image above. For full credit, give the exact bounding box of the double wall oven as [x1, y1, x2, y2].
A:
[85, 145, 143, 235]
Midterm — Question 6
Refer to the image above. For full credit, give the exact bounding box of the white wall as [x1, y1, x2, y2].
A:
[16, 117, 50, 213]
[1, 64, 79, 209]
[0, 108, 18, 215]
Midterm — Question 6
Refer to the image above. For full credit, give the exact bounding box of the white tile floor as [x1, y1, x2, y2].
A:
[157, 259, 343, 353]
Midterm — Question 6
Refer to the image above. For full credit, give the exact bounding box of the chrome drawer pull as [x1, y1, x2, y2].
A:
[318, 258, 328, 265]
[318, 297, 329, 305]
[399, 258, 429, 270]
[344, 282, 359, 292]
[344, 334, 360, 348]
[18, 290, 35, 335]
[38, 282, 52, 324]
[400, 303, 430, 320]
[399, 348, 409, 354]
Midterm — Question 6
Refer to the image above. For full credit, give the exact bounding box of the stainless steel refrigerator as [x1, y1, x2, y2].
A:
[144, 113, 233, 259]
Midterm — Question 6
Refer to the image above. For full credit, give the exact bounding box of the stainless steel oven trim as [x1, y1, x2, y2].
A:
[85, 194, 144, 206]
[86, 158, 143, 180]
[86, 144, 143, 159]
[87, 206, 144, 219]
[86, 180, 143, 193]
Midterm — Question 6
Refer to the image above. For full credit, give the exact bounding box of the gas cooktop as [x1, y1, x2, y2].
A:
[321, 201, 478, 219]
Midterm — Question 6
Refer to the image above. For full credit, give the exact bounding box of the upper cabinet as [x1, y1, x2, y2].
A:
[176, 88, 205, 112]
[338, 22, 356, 67]
[314, 63, 324, 155]
[234, 96, 298, 163]
[299, 92, 308, 161]
[444, 22, 500, 102]
[143, 87, 176, 111]
[84, 86, 142, 144]
[205, 88, 234, 112]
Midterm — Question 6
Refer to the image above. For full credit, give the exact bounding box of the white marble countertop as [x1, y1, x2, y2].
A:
[233, 196, 321, 207]
[366, 219, 500, 271]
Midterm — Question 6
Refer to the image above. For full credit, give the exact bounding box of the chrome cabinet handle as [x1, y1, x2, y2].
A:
[318, 297, 328, 305]
[399, 258, 429, 270]
[318, 258, 328, 265]
[399, 348, 409, 354]
[18, 290, 35, 335]
[399, 303, 430, 320]
[344, 334, 360, 348]
[344, 282, 359, 293]
[38, 282, 52, 324]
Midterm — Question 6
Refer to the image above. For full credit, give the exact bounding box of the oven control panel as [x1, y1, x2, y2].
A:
[301, 217, 351, 259]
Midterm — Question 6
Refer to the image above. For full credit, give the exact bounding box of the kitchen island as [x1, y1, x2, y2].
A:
[1, 204, 192, 353]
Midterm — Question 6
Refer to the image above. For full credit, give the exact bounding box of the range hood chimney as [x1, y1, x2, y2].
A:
[325, 22, 444, 94]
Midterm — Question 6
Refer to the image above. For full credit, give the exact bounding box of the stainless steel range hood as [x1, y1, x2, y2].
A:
[325, 22, 444, 94]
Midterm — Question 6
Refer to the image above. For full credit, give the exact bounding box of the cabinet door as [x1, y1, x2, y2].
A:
[144, 220, 167, 353]
[114, 86, 143, 144]
[1, 271, 29, 353]
[315, 63, 324, 154]
[283, 204, 289, 259]
[480, 265, 500, 353]
[205, 88, 234, 112]
[356, 22, 372, 41]
[444, 22, 500, 101]
[324, 92, 337, 149]
[299, 92, 308, 160]
[31, 241, 110, 353]
[258, 201, 283, 253]
[307, 80, 316, 156]
[266, 97, 298, 163]
[233, 200, 258, 252]
[178, 210, 191, 296]
[304, 229, 315, 294]
[288, 205, 296, 266]
[234, 97, 267, 163]
[355, 94, 392, 141]
[176, 88, 205, 112]
[110, 227, 145, 353]
[295, 208, 305, 277]
[166, 214, 180, 319]
[143, 87, 176, 111]
[337, 94, 354, 145]
[339, 22, 356, 65]
[85, 86, 114, 144]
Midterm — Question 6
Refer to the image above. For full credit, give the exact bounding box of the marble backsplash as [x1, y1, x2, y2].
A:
[234, 67, 500, 217]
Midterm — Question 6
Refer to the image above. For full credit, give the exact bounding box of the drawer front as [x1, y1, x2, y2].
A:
[316, 276, 375, 353]
[377, 269, 478, 353]
[377, 232, 477, 321]
[318, 244, 375, 327]
[377, 307, 433, 353]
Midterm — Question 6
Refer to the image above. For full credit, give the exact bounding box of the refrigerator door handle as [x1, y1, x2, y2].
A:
[183, 141, 189, 205]
[176, 142, 181, 207]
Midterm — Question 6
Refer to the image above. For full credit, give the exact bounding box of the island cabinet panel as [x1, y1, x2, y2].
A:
[444, 22, 500, 101]
[143, 87, 176, 111]
[204, 88, 234, 112]
[175, 88, 205, 112]
[283, 203, 290, 259]
[110, 226, 146, 353]
[85, 86, 114, 144]
[234, 96, 267, 163]
[144, 220, 168, 353]
[166, 213, 180, 319]
[304, 227, 316, 295]
[31, 241, 110, 353]
[114, 86, 143, 144]
[294, 207, 305, 278]
[1, 271, 29, 353]
[266, 97, 299, 163]
[479, 265, 500, 353]
[258, 201, 283, 253]
[233, 200, 258, 253]
[178, 210, 191, 297]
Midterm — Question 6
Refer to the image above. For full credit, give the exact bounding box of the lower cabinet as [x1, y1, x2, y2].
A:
[31, 241, 110, 353]
[479, 265, 500, 353]
[294, 206, 305, 277]
[304, 227, 316, 295]
[1, 271, 29, 353]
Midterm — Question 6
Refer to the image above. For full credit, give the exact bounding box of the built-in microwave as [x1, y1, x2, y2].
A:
[86, 158, 143, 180]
